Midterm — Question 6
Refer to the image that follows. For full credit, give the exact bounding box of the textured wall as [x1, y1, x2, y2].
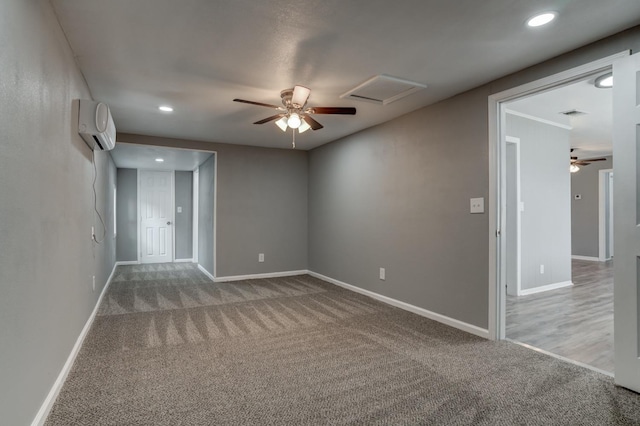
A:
[0, 1, 116, 424]
[175, 171, 193, 260]
[571, 156, 613, 257]
[116, 168, 138, 261]
[118, 134, 309, 278]
[507, 115, 572, 290]
[308, 88, 490, 328]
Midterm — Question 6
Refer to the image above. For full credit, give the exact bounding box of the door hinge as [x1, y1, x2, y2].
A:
[496, 229, 501, 237]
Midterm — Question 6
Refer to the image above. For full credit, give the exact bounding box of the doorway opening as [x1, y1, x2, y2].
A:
[112, 143, 217, 279]
[488, 52, 628, 376]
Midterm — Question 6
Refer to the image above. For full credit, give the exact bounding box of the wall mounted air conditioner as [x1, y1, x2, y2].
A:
[78, 99, 116, 151]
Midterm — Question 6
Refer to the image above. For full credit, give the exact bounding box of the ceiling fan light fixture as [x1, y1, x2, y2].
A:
[570, 164, 580, 173]
[287, 113, 302, 129]
[275, 116, 288, 132]
[298, 120, 311, 133]
[291, 86, 311, 108]
[595, 73, 613, 88]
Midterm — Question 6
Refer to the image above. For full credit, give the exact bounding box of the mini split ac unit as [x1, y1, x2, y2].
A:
[78, 99, 116, 151]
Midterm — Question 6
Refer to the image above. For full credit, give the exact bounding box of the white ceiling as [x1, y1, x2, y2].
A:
[507, 76, 612, 159]
[110, 143, 213, 171]
[51, 0, 640, 150]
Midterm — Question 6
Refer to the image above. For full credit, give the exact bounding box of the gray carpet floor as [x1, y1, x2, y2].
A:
[45, 263, 640, 425]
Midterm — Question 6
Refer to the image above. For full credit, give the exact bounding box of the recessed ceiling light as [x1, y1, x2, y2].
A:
[527, 12, 556, 27]
[595, 73, 613, 88]
[155, 158, 164, 162]
[158, 105, 173, 112]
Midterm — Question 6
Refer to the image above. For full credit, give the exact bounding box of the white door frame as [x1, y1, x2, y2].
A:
[137, 169, 176, 263]
[488, 50, 630, 340]
[599, 169, 614, 261]
[505, 136, 522, 296]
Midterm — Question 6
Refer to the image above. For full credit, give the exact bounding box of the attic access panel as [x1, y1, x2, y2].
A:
[340, 74, 427, 105]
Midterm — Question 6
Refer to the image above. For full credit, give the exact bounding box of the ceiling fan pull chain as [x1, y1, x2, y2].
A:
[292, 128, 296, 149]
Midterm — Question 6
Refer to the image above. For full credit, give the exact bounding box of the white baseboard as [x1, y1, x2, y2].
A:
[571, 255, 601, 262]
[214, 270, 308, 283]
[115, 260, 139, 266]
[31, 262, 117, 426]
[307, 271, 489, 339]
[519, 280, 573, 296]
[197, 264, 215, 282]
[174, 258, 194, 263]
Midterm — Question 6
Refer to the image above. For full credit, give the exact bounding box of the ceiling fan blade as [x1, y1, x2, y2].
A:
[584, 158, 607, 162]
[292, 85, 311, 107]
[303, 115, 324, 130]
[253, 114, 285, 125]
[234, 98, 282, 109]
[308, 107, 356, 115]
[575, 162, 592, 166]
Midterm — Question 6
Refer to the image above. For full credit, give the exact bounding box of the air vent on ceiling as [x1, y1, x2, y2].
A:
[559, 109, 588, 116]
[340, 74, 427, 105]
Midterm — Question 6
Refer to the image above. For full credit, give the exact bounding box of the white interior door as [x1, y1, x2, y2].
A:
[139, 170, 174, 264]
[613, 52, 640, 392]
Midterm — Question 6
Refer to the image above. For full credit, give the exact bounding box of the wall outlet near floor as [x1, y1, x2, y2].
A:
[258, 253, 264, 263]
[379, 267, 386, 281]
[92, 275, 96, 292]
[470, 197, 485, 214]
[539, 264, 545, 274]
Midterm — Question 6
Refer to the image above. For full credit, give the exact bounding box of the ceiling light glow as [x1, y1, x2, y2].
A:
[155, 158, 164, 162]
[527, 12, 556, 27]
[570, 164, 580, 173]
[158, 105, 173, 112]
[595, 73, 613, 88]
[287, 113, 302, 129]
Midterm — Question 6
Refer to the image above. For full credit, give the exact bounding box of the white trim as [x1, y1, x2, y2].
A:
[308, 271, 489, 339]
[215, 270, 308, 283]
[571, 255, 601, 262]
[31, 263, 117, 426]
[197, 264, 215, 282]
[192, 167, 199, 263]
[488, 50, 630, 341]
[518, 280, 573, 296]
[505, 109, 572, 130]
[507, 339, 613, 377]
[115, 260, 139, 266]
[174, 258, 194, 263]
[212, 154, 218, 279]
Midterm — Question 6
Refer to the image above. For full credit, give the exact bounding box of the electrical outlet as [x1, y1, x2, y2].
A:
[470, 197, 485, 214]
[540, 264, 545, 274]
[177, 206, 183, 213]
[92, 275, 96, 292]
[379, 268, 386, 281]
[259, 253, 264, 263]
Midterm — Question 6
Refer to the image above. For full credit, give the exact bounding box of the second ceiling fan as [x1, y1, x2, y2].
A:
[233, 85, 356, 133]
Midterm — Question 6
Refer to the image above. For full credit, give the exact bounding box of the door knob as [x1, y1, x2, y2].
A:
[167, 221, 172, 225]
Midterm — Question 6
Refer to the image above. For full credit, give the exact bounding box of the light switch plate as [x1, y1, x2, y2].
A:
[470, 197, 484, 214]
[177, 206, 183, 213]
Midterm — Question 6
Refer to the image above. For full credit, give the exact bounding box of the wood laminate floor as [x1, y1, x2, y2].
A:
[506, 259, 613, 373]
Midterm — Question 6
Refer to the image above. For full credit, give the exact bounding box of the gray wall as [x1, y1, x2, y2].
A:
[571, 156, 613, 257]
[175, 171, 193, 260]
[198, 156, 215, 275]
[507, 115, 572, 290]
[309, 88, 489, 328]
[118, 134, 309, 278]
[116, 168, 138, 262]
[0, 1, 116, 423]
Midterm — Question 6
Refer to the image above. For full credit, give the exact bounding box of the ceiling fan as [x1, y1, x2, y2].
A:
[233, 85, 356, 135]
[570, 149, 607, 173]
